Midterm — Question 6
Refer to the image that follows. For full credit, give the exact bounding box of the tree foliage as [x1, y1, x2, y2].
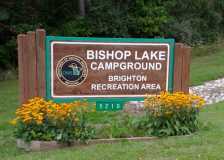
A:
[0, 0, 224, 69]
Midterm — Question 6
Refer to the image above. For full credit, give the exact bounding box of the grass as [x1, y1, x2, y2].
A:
[191, 40, 224, 85]
[88, 112, 148, 138]
[1, 81, 224, 159]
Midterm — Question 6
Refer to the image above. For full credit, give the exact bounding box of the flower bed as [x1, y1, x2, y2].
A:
[11, 92, 205, 151]
[11, 98, 95, 144]
[144, 92, 205, 136]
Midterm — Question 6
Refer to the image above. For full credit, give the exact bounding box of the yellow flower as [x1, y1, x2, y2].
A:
[11, 97, 93, 126]
[144, 91, 205, 118]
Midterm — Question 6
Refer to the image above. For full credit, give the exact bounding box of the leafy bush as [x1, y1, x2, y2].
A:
[87, 0, 130, 37]
[10, 97, 95, 144]
[144, 92, 205, 137]
[163, 0, 223, 45]
[0, 39, 17, 69]
[60, 17, 93, 37]
[128, 0, 169, 37]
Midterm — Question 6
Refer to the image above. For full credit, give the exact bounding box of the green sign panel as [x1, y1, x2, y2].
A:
[96, 102, 123, 111]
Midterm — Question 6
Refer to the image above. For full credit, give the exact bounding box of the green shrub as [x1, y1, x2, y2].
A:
[60, 17, 93, 37]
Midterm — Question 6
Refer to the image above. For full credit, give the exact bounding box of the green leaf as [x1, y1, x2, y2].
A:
[0, 8, 10, 21]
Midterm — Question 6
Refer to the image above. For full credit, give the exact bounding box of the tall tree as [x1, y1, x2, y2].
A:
[79, 0, 86, 16]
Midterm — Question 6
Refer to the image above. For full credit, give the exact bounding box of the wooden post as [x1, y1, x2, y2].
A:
[36, 29, 46, 98]
[27, 31, 38, 99]
[173, 43, 184, 92]
[173, 43, 191, 93]
[17, 34, 26, 104]
[18, 30, 46, 104]
[181, 46, 191, 93]
[18, 34, 30, 104]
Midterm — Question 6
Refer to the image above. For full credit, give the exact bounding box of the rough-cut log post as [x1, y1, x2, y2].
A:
[36, 29, 46, 98]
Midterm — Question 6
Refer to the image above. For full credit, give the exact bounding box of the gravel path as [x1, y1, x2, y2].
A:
[190, 78, 224, 105]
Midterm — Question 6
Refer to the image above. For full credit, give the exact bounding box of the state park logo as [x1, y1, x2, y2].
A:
[56, 55, 88, 86]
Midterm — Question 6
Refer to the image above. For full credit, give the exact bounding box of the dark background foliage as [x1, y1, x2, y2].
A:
[0, 0, 224, 70]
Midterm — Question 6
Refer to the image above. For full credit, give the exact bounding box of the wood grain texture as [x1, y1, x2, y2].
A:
[21, 35, 29, 102]
[173, 43, 184, 92]
[27, 31, 38, 98]
[181, 46, 191, 93]
[17, 34, 26, 104]
[36, 29, 46, 97]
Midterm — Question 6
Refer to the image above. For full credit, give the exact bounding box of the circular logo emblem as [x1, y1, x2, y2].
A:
[56, 55, 88, 86]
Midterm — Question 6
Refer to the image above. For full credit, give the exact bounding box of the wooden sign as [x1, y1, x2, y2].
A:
[45, 36, 175, 104]
[17, 29, 191, 107]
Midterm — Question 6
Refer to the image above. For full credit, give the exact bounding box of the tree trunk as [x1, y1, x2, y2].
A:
[79, 0, 85, 16]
